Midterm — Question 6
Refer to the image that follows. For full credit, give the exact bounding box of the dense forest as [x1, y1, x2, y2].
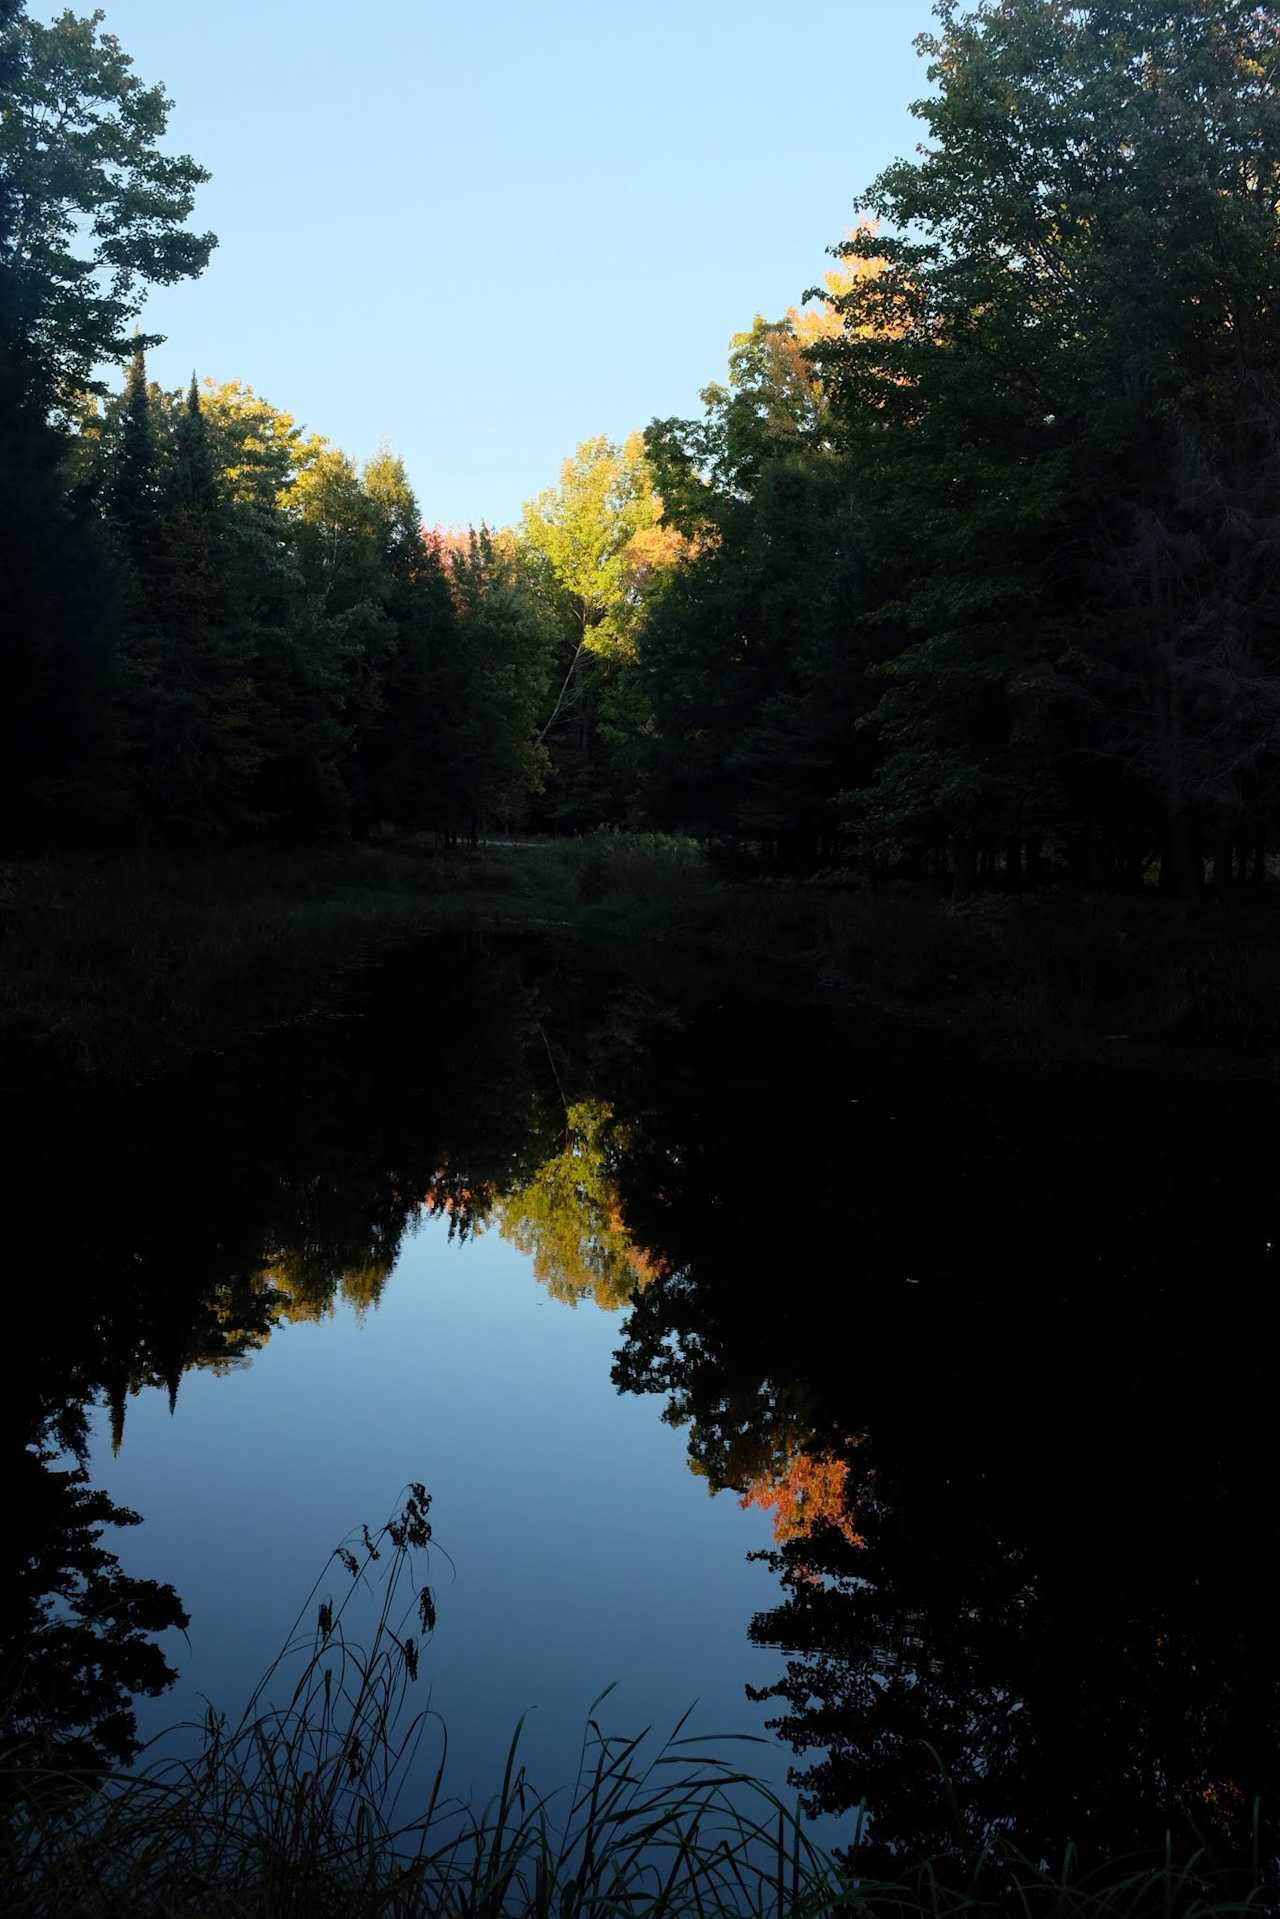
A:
[7, 0, 1280, 893]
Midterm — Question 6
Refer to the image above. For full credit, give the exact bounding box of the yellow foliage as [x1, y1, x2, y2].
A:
[497, 1099, 658, 1310]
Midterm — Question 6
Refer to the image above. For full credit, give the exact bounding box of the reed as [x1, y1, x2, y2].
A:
[7, 1486, 1271, 1915]
[3, 1486, 838, 1918]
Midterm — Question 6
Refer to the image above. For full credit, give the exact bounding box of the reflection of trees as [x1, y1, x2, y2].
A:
[19, 940, 1280, 1884]
[1, 1403, 187, 1795]
[605, 994, 1280, 1874]
[739, 1446, 862, 1549]
[261, 1251, 396, 1325]
[745, 1371, 1280, 1873]
[3, 936, 569, 1790]
[4, 940, 683, 1800]
[498, 1099, 657, 1310]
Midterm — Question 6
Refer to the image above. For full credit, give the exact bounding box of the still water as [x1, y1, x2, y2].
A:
[9, 933, 1280, 1872]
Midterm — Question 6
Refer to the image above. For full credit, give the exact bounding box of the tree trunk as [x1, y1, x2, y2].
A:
[951, 836, 976, 900]
[1160, 811, 1201, 898]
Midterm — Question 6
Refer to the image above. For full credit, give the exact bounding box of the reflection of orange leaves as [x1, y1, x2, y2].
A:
[608, 1202, 666, 1285]
[625, 1241, 664, 1285]
[741, 1450, 864, 1549]
[423, 1183, 494, 1213]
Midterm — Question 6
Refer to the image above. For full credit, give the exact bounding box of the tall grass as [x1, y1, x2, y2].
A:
[3, 1486, 838, 1918]
[5, 1485, 1276, 1916]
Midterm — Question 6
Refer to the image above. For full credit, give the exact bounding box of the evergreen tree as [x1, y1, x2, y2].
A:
[0, 265, 121, 843]
[363, 452, 452, 830]
[104, 340, 162, 571]
[429, 531, 552, 843]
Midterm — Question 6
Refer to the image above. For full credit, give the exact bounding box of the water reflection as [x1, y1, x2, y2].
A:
[2, 1398, 188, 1792]
[7, 934, 1280, 1870]
[604, 1002, 1280, 1872]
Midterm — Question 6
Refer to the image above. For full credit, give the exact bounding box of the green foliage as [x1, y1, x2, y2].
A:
[15, 0, 1280, 892]
[519, 436, 678, 831]
[640, 459, 874, 857]
[0, 258, 122, 842]
[425, 531, 554, 841]
[0, 1, 215, 400]
[808, 0, 1280, 885]
[520, 434, 663, 662]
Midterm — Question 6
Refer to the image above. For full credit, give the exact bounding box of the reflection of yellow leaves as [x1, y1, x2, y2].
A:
[497, 1100, 659, 1310]
[258, 1252, 394, 1324]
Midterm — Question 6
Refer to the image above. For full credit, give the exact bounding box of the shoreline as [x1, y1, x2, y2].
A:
[5, 835, 1280, 1091]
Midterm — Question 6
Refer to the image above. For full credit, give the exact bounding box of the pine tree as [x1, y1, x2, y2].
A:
[170, 372, 217, 517]
[105, 341, 162, 573]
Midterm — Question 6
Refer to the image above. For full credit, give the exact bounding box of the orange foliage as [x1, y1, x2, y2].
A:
[740, 1448, 864, 1549]
[620, 521, 690, 595]
[786, 223, 890, 349]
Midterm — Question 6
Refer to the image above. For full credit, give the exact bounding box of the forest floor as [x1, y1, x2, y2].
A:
[5, 832, 1280, 1083]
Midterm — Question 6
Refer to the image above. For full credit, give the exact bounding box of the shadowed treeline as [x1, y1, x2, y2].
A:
[14, 4, 1280, 893]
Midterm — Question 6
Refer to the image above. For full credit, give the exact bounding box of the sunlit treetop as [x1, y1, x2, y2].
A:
[198, 378, 324, 513]
[520, 433, 679, 661]
[644, 229, 893, 523]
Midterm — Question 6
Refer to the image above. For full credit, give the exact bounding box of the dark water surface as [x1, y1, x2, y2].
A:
[8, 934, 1280, 1870]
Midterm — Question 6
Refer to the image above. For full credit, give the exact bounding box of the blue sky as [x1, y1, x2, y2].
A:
[51, 0, 929, 527]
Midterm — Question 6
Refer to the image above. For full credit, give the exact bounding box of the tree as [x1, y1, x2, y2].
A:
[102, 337, 160, 557]
[0, 2, 214, 402]
[199, 378, 318, 514]
[640, 448, 875, 856]
[97, 351, 266, 836]
[645, 237, 885, 527]
[419, 529, 552, 842]
[517, 435, 682, 827]
[521, 435, 669, 741]
[813, 0, 1280, 888]
[0, 248, 120, 842]
[362, 450, 455, 829]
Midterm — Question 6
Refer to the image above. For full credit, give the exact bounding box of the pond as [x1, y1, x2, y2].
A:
[8, 932, 1280, 1874]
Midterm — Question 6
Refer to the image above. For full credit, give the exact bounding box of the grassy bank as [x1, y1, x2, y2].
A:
[6, 1492, 1269, 1918]
[5, 835, 1280, 1081]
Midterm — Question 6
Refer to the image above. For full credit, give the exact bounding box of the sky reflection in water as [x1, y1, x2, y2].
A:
[88, 1203, 786, 1811]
